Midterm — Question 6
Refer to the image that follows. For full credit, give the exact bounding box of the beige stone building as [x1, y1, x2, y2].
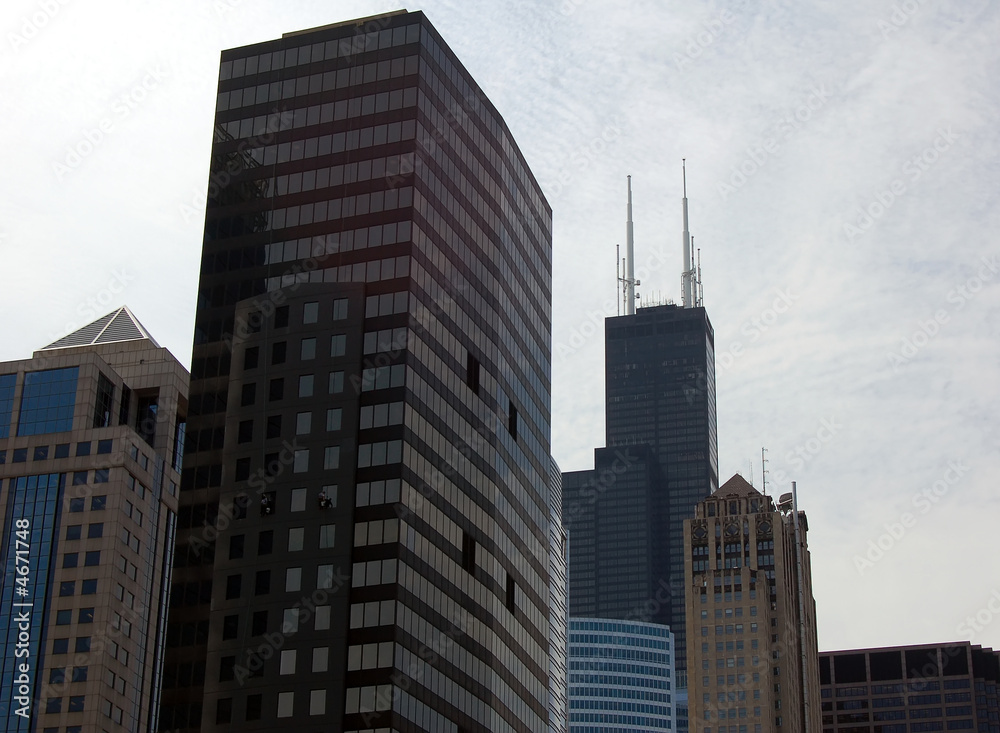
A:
[0, 307, 187, 731]
[684, 474, 822, 733]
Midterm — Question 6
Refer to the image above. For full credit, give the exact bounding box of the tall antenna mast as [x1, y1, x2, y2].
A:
[761, 447, 769, 495]
[696, 245, 704, 307]
[681, 160, 696, 308]
[625, 176, 637, 315]
[616, 244, 623, 316]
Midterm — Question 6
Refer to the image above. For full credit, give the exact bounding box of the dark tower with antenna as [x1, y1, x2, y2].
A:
[562, 167, 717, 681]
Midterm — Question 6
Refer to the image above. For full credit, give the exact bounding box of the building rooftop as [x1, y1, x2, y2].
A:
[40, 306, 160, 350]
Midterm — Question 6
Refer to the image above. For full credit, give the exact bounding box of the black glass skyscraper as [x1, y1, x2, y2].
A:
[161, 11, 560, 732]
[563, 302, 717, 675]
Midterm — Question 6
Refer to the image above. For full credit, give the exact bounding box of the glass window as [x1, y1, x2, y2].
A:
[75, 637, 91, 652]
[288, 527, 304, 551]
[296, 412, 311, 435]
[81, 579, 97, 594]
[303, 302, 319, 324]
[280, 649, 296, 675]
[330, 334, 346, 357]
[293, 450, 309, 473]
[286, 567, 302, 592]
[0, 374, 15, 439]
[76, 442, 91, 456]
[312, 647, 329, 672]
[88, 523, 103, 538]
[33, 445, 49, 461]
[332, 298, 348, 319]
[301, 337, 316, 360]
[97, 439, 113, 454]
[52, 638, 69, 654]
[56, 609, 72, 624]
[63, 553, 78, 568]
[68, 498, 84, 512]
[91, 495, 106, 510]
[17, 367, 79, 436]
[277, 691, 294, 718]
[309, 689, 326, 716]
[68, 695, 85, 712]
[54, 443, 70, 458]
[72, 471, 88, 485]
[94, 468, 109, 483]
[326, 408, 342, 431]
[59, 582, 75, 596]
[66, 525, 82, 540]
[329, 371, 344, 393]
[319, 525, 335, 549]
[299, 374, 314, 397]
[290, 488, 307, 512]
[84, 551, 100, 566]
[324, 446, 339, 470]
[282, 608, 299, 633]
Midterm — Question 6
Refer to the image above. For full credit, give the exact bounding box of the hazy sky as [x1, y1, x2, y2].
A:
[2, 0, 999, 654]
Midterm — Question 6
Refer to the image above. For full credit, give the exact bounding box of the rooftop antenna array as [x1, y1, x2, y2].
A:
[681, 159, 698, 308]
[761, 447, 769, 495]
[618, 176, 638, 315]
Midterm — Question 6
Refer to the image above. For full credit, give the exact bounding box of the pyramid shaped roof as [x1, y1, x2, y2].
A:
[717, 473, 761, 497]
[41, 306, 160, 350]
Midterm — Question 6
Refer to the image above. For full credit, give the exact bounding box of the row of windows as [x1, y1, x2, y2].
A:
[0, 439, 111, 465]
[264, 248, 411, 297]
[223, 565, 342, 600]
[219, 58, 419, 116]
[219, 23, 421, 81]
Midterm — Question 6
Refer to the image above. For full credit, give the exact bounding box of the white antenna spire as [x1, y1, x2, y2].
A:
[625, 176, 637, 315]
[681, 160, 696, 308]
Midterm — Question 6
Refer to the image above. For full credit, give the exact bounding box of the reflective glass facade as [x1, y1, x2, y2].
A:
[0, 473, 64, 732]
[164, 11, 554, 732]
[0, 375, 15, 440]
[17, 369, 79, 437]
[568, 618, 676, 732]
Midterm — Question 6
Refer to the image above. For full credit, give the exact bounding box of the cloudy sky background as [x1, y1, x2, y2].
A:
[2, 0, 999, 654]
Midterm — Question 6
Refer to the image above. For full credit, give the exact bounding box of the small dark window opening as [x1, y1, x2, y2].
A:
[466, 353, 481, 395]
[251, 611, 268, 636]
[462, 531, 476, 574]
[254, 570, 270, 595]
[260, 491, 275, 516]
[508, 401, 518, 439]
[268, 378, 284, 402]
[135, 394, 159, 446]
[271, 341, 286, 365]
[94, 373, 115, 429]
[274, 306, 289, 328]
[243, 347, 259, 370]
[237, 420, 253, 444]
[506, 573, 516, 612]
[241, 383, 256, 407]
[228, 535, 244, 560]
[257, 530, 273, 555]
[118, 385, 131, 426]
[266, 414, 282, 439]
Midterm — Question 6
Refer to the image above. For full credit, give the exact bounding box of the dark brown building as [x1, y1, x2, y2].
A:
[160, 10, 557, 733]
[819, 643, 1000, 733]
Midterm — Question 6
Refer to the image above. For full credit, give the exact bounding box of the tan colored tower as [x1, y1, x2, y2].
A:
[684, 474, 821, 733]
[0, 307, 187, 731]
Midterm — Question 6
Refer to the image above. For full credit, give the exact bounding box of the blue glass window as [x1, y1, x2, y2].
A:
[17, 367, 79, 436]
[0, 374, 15, 438]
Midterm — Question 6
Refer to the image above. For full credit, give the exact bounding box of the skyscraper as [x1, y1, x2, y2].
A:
[684, 475, 821, 733]
[160, 11, 558, 732]
[0, 307, 188, 732]
[562, 176, 717, 677]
